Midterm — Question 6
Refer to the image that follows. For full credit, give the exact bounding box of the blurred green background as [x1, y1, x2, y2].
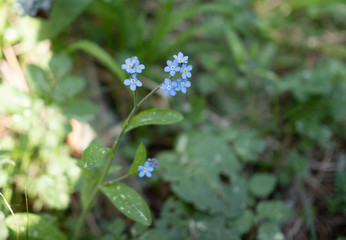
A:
[0, 0, 346, 239]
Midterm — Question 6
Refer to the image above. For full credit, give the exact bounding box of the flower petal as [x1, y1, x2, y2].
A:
[181, 88, 186, 94]
[144, 162, 151, 167]
[130, 84, 136, 91]
[148, 166, 154, 172]
[136, 80, 143, 87]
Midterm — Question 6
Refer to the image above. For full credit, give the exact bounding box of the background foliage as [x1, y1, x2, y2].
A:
[1, 0, 346, 239]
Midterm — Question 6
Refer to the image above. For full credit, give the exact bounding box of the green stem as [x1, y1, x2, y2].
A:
[72, 85, 161, 240]
[105, 173, 131, 185]
[138, 85, 161, 106]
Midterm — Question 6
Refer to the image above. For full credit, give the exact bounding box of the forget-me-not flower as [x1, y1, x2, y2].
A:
[122, 57, 137, 74]
[175, 78, 191, 94]
[138, 161, 154, 178]
[173, 52, 188, 64]
[160, 78, 178, 96]
[180, 64, 192, 79]
[124, 74, 142, 91]
[164, 60, 180, 77]
[132, 60, 145, 73]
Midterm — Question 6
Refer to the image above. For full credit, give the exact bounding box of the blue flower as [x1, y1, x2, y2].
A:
[175, 78, 191, 94]
[160, 78, 178, 96]
[132, 60, 145, 73]
[124, 74, 142, 91]
[138, 161, 154, 178]
[164, 60, 180, 77]
[147, 158, 158, 169]
[180, 64, 192, 79]
[122, 57, 137, 74]
[173, 52, 188, 64]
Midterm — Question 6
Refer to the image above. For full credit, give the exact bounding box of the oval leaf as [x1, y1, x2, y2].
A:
[249, 173, 276, 197]
[100, 182, 152, 226]
[125, 109, 183, 132]
[128, 144, 147, 176]
[82, 144, 109, 168]
[49, 53, 72, 79]
[52, 75, 86, 103]
[6, 213, 67, 240]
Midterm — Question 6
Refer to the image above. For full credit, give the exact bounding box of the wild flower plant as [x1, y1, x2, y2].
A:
[72, 53, 192, 239]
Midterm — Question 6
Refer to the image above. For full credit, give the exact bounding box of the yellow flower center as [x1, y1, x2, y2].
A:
[179, 58, 182, 62]
[131, 79, 135, 83]
[128, 64, 132, 67]
[184, 69, 187, 72]
[171, 66, 175, 70]
[144, 168, 147, 172]
[135, 66, 138, 69]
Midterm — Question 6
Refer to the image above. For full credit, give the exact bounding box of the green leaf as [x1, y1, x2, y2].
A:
[128, 144, 147, 176]
[159, 133, 245, 218]
[223, 128, 266, 162]
[0, 212, 9, 240]
[257, 222, 284, 240]
[224, 26, 247, 69]
[256, 201, 292, 224]
[249, 173, 276, 197]
[130, 222, 148, 237]
[125, 109, 183, 132]
[155, 197, 240, 240]
[6, 213, 67, 240]
[231, 209, 255, 235]
[100, 182, 152, 226]
[82, 144, 109, 168]
[27, 64, 52, 96]
[63, 99, 97, 122]
[107, 218, 125, 237]
[52, 75, 86, 103]
[49, 53, 72, 79]
[155, 197, 191, 239]
[67, 40, 125, 83]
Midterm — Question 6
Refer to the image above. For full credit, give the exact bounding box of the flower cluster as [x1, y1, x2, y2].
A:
[161, 52, 192, 96]
[138, 158, 158, 178]
[122, 56, 145, 91]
